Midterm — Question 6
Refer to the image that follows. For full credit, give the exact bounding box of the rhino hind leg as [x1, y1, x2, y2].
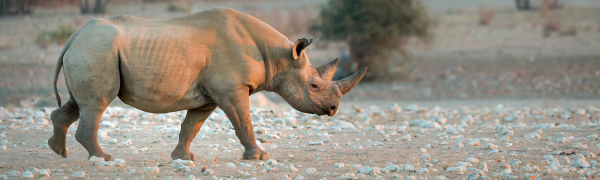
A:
[75, 104, 115, 161]
[64, 51, 120, 161]
[171, 104, 217, 161]
[49, 98, 80, 158]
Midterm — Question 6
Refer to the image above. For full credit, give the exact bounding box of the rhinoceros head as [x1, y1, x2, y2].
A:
[275, 38, 367, 116]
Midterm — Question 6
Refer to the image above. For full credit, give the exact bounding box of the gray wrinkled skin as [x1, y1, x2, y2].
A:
[48, 8, 367, 161]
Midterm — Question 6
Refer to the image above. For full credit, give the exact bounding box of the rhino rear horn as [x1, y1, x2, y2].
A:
[316, 58, 338, 80]
[335, 66, 368, 95]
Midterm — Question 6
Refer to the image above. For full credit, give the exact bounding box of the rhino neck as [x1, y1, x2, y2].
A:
[258, 43, 293, 93]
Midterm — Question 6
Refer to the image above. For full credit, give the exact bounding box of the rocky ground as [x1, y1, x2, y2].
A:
[2, 100, 600, 179]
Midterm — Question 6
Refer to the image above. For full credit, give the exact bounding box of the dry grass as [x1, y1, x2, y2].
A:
[35, 25, 77, 50]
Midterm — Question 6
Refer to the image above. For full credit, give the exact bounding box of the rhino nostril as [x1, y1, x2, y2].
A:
[329, 106, 337, 112]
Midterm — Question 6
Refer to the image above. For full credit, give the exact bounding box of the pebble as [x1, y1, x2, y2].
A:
[7, 171, 19, 177]
[289, 164, 298, 171]
[21, 171, 34, 179]
[173, 159, 194, 167]
[401, 134, 411, 141]
[72, 171, 85, 178]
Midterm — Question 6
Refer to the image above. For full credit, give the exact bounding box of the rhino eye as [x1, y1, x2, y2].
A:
[311, 84, 318, 89]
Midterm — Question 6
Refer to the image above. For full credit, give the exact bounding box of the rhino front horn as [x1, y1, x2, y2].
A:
[316, 58, 338, 80]
[335, 66, 368, 95]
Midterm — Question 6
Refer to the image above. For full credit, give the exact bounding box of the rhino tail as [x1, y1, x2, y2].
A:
[53, 30, 80, 107]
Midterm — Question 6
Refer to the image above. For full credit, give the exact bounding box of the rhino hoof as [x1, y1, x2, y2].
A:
[243, 149, 270, 160]
[48, 136, 67, 158]
[171, 151, 197, 161]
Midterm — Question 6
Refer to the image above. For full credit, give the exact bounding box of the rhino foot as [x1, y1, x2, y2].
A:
[171, 150, 197, 161]
[48, 135, 67, 158]
[243, 149, 270, 160]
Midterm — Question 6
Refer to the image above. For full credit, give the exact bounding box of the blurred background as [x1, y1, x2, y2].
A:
[0, 0, 599, 108]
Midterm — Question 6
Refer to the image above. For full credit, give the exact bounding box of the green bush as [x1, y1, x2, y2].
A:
[35, 25, 77, 49]
[312, 0, 435, 80]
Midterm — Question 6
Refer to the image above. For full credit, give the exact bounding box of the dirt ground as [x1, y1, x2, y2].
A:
[2, 100, 600, 179]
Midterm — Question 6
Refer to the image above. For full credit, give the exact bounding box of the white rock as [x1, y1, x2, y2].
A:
[401, 134, 411, 141]
[445, 166, 466, 174]
[380, 165, 397, 173]
[334, 163, 345, 168]
[88, 156, 104, 162]
[39, 169, 51, 177]
[72, 171, 85, 178]
[446, 126, 458, 134]
[420, 154, 430, 161]
[289, 164, 298, 172]
[305, 167, 316, 174]
[466, 157, 479, 163]
[434, 176, 448, 180]
[39, 143, 49, 149]
[36, 118, 49, 126]
[187, 175, 196, 180]
[397, 126, 407, 133]
[21, 171, 34, 179]
[460, 115, 474, 124]
[404, 164, 415, 171]
[120, 139, 132, 145]
[173, 159, 194, 168]
[572, 154, 591, 168]
[7, 171, 19, 177]
[114, 159, 126, 167]
[226, 162, 236, 168]
[486, 143, 499, 150]
[108, 138, 118, 144]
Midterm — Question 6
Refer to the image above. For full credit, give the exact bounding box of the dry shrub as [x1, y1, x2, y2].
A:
[312, 0, 435, 80]
[478, 7, 495, 26]
[36, 25, 77, 50]
[167, 2, 185, 12]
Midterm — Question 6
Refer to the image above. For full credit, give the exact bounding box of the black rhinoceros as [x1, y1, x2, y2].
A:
[49, 8, 366, 161]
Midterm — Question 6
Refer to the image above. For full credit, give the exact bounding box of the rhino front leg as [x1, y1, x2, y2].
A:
[217, 87, 270, 160]
[171, 104, 217, 161]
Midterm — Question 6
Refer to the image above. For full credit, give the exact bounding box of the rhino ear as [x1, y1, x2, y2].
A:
[292, 38, 312, 60]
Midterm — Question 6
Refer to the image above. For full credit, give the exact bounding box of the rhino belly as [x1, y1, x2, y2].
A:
[117, 56, 208, 113]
